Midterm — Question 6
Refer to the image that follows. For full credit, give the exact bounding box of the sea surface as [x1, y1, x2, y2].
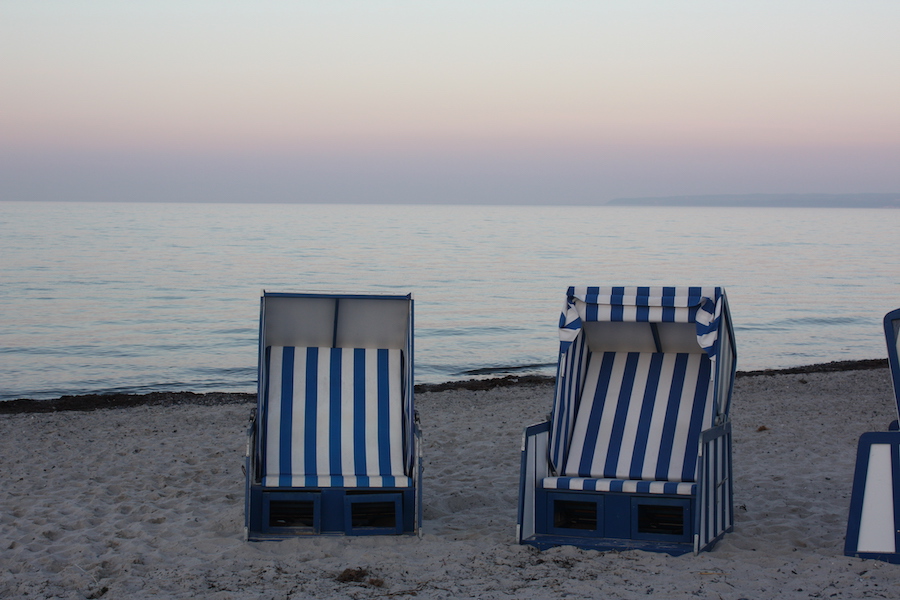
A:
[1, 201, 898, 401]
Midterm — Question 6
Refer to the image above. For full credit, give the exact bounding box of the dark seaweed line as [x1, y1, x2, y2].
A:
[0, 358, 889, 414]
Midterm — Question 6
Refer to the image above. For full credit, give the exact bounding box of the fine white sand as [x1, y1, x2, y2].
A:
[3, 369, 900, 599]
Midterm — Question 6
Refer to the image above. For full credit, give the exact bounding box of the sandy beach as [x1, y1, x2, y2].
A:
[3, 365, 900, 599]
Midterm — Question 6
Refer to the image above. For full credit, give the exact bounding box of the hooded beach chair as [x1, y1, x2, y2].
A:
[245, 292, 421, 540]
[845, 308, 900, 562]
[518, 286, 737, 554]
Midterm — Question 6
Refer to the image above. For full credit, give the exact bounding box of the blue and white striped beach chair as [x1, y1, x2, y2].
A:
[245, 292, 421, 539]
[518, 286, 737, 554]
[845, 308, 900, 562]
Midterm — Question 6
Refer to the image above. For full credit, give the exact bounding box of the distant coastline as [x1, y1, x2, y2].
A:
[607, 193, 900, 208]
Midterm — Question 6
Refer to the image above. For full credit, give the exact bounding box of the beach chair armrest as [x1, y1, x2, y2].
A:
[413, 421, 423, 471]
[518, 421, 551, 542]
[695, 421, 733, 553]
[699, 421, 731, 447]
[411, 421, 423, 535]
[246, 408, 257, 456]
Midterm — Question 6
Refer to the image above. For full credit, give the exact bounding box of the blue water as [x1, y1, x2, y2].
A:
[1, 201, 898, 401]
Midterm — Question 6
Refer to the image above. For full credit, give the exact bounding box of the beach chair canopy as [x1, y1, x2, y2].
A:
[261, 294, 411, 351]
[558, 286, 725, 357]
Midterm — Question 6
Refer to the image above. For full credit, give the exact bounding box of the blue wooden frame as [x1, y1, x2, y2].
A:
[519, 420, 732, 554]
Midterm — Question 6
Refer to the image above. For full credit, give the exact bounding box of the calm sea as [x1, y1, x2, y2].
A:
[1, 201, 898, 401]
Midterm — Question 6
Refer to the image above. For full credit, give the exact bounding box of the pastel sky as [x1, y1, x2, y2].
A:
[2, 1, 899, 204]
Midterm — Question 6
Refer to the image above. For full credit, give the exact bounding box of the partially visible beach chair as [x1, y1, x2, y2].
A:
[245, 292, 421, 540]
[518, 286, 737, 555]
[845, 308, 900, 562]
[885, 308, 900, 426]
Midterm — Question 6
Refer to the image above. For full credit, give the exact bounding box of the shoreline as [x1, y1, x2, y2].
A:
[0, 358, 889, 415]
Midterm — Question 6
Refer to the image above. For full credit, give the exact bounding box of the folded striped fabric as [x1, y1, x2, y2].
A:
[555, 350, 713, 490]
[261, 346, 411, 488]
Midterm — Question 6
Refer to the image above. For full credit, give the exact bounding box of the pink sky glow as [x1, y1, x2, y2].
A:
[2, 2, 899, 203]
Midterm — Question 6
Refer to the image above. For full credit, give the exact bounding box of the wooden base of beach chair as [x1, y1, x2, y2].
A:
[246, 488, 417, 540]
[522, 489, 701, 555]
[518, 409, 734, 555]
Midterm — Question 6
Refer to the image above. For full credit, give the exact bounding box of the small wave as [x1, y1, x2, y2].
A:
[790, 316, 869, 326]
[418, 325, 523, 338]
[737, 315, 865, 332]
[458, 363, 556, 376]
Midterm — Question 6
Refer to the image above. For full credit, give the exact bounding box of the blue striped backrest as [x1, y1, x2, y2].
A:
[562, 351, 714, 483]
[262, 346, 406, 487]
